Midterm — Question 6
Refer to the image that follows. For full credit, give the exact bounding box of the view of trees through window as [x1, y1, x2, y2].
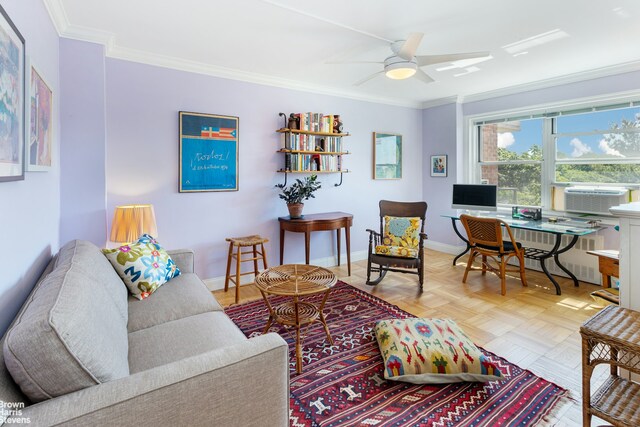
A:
[479, 119, 543, 206]
[477, 104, 640, 207]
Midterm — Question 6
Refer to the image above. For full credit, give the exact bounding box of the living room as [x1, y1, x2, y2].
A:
[2, 0, 640, 426]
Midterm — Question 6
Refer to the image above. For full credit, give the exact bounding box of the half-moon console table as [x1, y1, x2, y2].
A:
[278, 212, 353, 276]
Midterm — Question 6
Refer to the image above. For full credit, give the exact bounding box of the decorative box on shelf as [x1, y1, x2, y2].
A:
[276, 112, 350, 187]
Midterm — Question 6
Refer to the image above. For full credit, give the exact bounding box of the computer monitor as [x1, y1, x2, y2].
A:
[452, 184, 497, 211]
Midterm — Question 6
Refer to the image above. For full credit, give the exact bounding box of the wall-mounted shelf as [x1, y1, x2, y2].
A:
[276, 112, 350, 187]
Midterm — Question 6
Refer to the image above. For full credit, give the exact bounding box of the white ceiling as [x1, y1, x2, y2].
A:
[45, 0, 640, 107]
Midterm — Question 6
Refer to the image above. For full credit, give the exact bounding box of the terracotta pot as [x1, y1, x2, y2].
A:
[287, 203, 304, 219]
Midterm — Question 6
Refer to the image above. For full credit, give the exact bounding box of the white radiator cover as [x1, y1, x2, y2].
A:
[564, 187, 628, 215]
[511, 229, 604, 285]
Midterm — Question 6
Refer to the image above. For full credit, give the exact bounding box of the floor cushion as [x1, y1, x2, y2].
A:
[375, 318, 504, 384]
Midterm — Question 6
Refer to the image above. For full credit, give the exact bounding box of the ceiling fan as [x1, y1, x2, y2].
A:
[331, 33, 490, 86]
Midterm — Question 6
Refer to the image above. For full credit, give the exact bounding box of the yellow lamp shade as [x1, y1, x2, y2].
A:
[109, 204, 158, 244]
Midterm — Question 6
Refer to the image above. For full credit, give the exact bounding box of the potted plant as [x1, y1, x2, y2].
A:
[276, 174, 321, 218]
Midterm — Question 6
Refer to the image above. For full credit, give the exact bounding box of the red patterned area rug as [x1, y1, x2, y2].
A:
[225, 282, 571, 427]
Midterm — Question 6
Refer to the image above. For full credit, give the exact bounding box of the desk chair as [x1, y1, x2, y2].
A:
[459, 214, 527, 295]
[366, 200, 428, 292]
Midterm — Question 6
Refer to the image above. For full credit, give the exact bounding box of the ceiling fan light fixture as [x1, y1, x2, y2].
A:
[384, 59, 417, 80]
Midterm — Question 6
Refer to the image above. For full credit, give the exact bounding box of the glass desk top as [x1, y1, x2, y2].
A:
[441, 211, 604, 236]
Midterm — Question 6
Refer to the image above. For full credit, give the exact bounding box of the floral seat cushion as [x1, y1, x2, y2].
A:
[103, 234, 181, 300]
[375, 245, 419, 258]
[375, 318, 504, 384]
[374, 216, 421, 258]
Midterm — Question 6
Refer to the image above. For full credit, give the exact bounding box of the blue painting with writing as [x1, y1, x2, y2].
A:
[179, 112, 239, 192]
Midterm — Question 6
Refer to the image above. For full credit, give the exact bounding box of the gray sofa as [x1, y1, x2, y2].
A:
[0, 240, 289, 426]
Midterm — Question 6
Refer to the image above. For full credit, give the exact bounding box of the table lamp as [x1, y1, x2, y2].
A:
[109, 204, 158, 244]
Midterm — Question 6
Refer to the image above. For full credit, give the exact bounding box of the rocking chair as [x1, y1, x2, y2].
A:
[365, 200, 428, 291]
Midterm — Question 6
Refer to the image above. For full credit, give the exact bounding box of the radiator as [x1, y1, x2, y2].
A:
[511, 228, 604, 285]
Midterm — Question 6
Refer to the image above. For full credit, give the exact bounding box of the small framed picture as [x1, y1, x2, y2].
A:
[430, 155, 447, 177]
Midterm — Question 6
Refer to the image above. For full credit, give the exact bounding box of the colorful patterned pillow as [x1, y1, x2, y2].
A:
[375, 318, 504, 384]
[382, 216, 420, 249]
[102, 234, 181, 300]
[374, 245, 418, 258]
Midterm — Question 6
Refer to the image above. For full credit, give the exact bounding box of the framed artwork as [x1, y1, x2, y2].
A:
[27, 66, 52, 171]
[373, 132, 402, 179]
[179, 111, 239, 192]
[0, 6, 25, 182]
[431, 154, 448, 177]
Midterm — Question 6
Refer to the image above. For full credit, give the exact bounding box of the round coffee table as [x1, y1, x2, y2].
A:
[254, 264, 337, 373]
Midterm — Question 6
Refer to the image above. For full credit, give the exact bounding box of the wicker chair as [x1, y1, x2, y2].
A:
[365, 200, 428, 292]
[459, 214, 527, 295]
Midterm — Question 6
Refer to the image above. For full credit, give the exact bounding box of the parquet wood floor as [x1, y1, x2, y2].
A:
[213, 249, 613, 426]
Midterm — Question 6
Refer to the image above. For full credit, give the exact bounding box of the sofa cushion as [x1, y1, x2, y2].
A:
[55, 240, 129, 323]
[127, 273, 223, 333]
[103, 234, 181, 300]
[128, 312, 246, 373]
[3, 257, 130, 402]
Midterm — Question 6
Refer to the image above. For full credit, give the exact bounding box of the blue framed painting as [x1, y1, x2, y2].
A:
[179, 111, 239, 192]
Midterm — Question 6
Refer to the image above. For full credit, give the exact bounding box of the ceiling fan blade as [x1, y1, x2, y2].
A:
[416, 51, 491, 67]
[414, 69, 435, 84]
[325, 60, 384, 65]
[354, 71, 384, 86]
[397, 32, 424, 60]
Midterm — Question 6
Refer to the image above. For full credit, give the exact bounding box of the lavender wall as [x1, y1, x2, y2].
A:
[59, 39, 107, 246]
[104, 58, 423, 281]
[422, 103, 462, 247]
[0, 0, 60, 335]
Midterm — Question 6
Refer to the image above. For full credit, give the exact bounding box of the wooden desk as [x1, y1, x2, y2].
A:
[587, 249, 619, 288]
[279, 212, 353, 275]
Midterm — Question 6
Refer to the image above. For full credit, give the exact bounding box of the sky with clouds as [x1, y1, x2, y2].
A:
[494, 107, 639, 158]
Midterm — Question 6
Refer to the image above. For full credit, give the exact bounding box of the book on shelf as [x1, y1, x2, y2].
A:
[284, 134, 343, 153]
[289, 112, 340, 134]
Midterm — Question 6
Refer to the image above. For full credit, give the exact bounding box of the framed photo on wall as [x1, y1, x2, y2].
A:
[27, 66, 53, 171]
[0, 5, 25, 182]
[179, 111, 239, 192]
[373, 132, 402, 179]
[430, 154, 448, 177]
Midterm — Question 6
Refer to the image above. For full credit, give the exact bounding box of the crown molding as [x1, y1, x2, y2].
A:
[420, 96, 460, 109]
[107, 45, 422, 108]
[459, 59, 640, 104]
[42, 0, 68, 35]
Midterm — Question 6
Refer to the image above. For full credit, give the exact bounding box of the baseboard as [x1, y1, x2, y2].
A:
[202, 250, 369, 291]
[425, 240, 464, 255]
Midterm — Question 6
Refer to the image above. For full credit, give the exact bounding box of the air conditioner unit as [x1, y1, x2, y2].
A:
[564, 186, 628, 215]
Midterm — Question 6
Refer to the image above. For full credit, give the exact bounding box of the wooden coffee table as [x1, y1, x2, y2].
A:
[254, 264, 337, 373]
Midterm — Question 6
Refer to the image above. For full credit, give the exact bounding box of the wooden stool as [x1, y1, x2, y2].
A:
[580, 305, 640, 426]
[224, 235, 268, 303]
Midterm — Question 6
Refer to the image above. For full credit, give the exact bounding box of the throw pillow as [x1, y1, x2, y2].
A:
[375, 318, 504, 384]
[382, 216, 420, 249]
[103, 234, 181, 300]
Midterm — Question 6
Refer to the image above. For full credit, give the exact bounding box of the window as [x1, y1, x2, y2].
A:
[478, 118, 543, 206]
[555, 106, 640, 184]
[472, 100, 640, 209]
